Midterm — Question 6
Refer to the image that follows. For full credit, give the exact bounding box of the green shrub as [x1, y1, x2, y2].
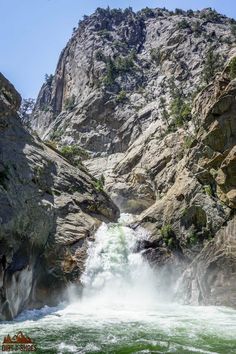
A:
[192, 21, 202, 37]
[59, 145, 89, 166]
[50, 128, 63, 141]
[113, 40, 128, 50]
[200, 9, 220, 22]
[161, 224, 176, 248]
[186, 9, 194, 17]
[175, 8, 185, 15]
[150, 48, 161, 64]
[161, 224, 173, 237]
[170, 98, 192, 127]
[159, 97, 170, 124]
[95, 49, 106, 62]
[103, 57, 117, 85]
[94, 174, 105, 192]
[64, 95, 76, 111]
[116, 90, 127, 103]
[231, 24, 236, 39]
[202, 49, 221, 84]
[45, 74, 53, 85]
[141, 7, 155, 18]
[229, 57, 236, 79]
[187, 231, 198, 246]
[41, 104, 50, 112]
[97, 29, 111, 40]
[103, 53, 135, 86]
[203, 184, 213, 196]
[183, 135, 194, 149]
[115, 56, 134, 72]
[177, 19, 190, 29]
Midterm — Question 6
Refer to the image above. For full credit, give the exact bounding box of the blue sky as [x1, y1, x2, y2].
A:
[1, 0, 236, 99]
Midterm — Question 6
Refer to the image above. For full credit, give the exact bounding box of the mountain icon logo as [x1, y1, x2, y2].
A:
[3, 331, 33, 344]
[2, 331, 36, 352]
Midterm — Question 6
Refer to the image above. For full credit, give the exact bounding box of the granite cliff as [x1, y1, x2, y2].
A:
[0, 73, 118, 320]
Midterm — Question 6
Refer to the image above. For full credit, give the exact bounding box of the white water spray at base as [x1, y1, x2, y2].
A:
[68, 214, 160, 313]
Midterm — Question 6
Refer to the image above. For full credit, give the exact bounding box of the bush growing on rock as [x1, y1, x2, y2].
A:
[50, 128, 63, 141]
[59, 145, 89, 166]
[170, 96, 192, 128]
[186, 9, 194, 17]
[94, 174, 105, 191]
[116, 90, 127, 103]
[203, 184, 213, 196]
[175, 8, 185, 15]
[200, 8, 221, 22]
[98, 29, 112, 40]
[140, 7, 155, 18]
[150, 48, 161, 64]
[95, 49, 106, 62]
[231, 24, 236, 40]
[45, 74, 53, 85]
[160, 224, 176, 248]
[202, 48, 221, 84]
[187, 230, 198, 246]
[159, 96, 170, 125]
[177, 19, 190, 29]
[192, 21, 203, 37]
[103, 54, 135, 86]
[229, 57, 236, 79]
[183, 135, 194, 149]
[64, 95, 76, 111]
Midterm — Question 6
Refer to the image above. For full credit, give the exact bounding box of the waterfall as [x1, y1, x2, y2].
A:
[76, 214, 159, 311]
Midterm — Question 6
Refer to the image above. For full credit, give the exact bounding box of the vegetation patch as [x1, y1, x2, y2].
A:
[150, 48, 161, 64]
[160, 224, 176, 248]
[203, 184, 213, 196]
[187, 230, 198, 246]
[202, 48, 222, 84]
[64, 95, 76, 111]
[59, 145, 89, 166]
[177, 19, 190, 30]
[183, 135, 194, 149]
[116, 90, 127, 103]
[229, 57, 236, 79]
[94, 174, 105, 192]
[50, 128, 63, 141]
[102, 52, 136, 86]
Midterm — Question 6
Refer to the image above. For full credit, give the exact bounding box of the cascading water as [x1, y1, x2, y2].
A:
[78, 214, 159, 312]
[1, 214, 236, 354]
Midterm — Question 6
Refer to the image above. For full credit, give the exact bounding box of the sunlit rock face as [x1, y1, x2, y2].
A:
[30, 7, 235, 215]
[31, 7, 234, 155]
[29, 7, 236, 307]
[0, 73, 119, 320]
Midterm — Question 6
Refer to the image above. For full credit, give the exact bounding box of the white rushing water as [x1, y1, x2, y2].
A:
[76, 213, 160, 312]
[1, 214, 236, 353]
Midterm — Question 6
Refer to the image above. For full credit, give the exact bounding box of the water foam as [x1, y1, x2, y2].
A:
[76, 214, 160, 312]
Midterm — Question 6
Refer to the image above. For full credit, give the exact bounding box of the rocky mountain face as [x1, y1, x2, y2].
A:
[25, 7, 236, 307]
[0, 73, 119, 320]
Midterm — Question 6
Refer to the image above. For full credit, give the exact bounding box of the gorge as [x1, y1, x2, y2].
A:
[0, 5, 236, 353]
